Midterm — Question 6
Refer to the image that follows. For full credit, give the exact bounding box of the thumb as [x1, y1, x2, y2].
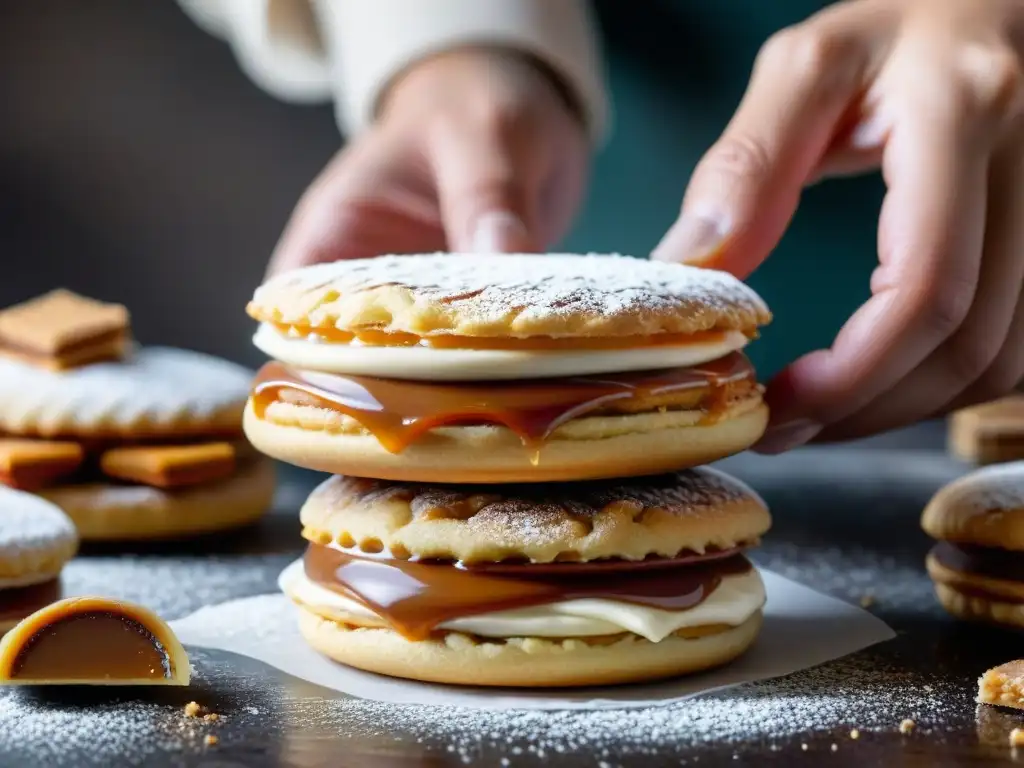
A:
[429, 120, 542, 253]
[652, 24, 865, 277]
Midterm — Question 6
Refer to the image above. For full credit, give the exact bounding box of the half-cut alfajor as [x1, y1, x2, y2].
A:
[279, 468, 770, 688]
[245, 254, 771, 483]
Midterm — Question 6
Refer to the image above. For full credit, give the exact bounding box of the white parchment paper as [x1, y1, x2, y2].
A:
[171, 570, 894, 711]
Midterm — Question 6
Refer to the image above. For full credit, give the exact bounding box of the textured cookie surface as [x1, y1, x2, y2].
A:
[300, 467, 770, 564]
[0, 347, 251, 438]
[0, 487, 77, 586]
[922, 462, 1024, 550]
[248, 254, 771, 338]
[40, 459, 276, 541]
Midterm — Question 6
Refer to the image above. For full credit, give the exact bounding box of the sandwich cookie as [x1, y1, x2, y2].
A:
[245, 254, 772, 482]
[922, 462, 1024, 627]
[949, 396, 1024, 465]
[280, 467, 771, 688]
[0, 290, 275, 540]
[0, 487, 77, 633]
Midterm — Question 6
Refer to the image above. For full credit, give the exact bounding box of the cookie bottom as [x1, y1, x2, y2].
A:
[39, 460, 275, 541]
[296, 605, 763, 688]
[244, 399, 769, 483]
[927, 552, 1024, 627]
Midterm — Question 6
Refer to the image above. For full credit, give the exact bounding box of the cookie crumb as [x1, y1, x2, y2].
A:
[204, 734, 218, 747]
[203, 713, 219, 723]
[183, 702, 202, 718]
[859, 594, 875, 608]
[830, 743, 838, 752]
[1010, 728, 1024, 747]
[899, 719, 915, 735]
[800, 743, 808, 751]
[849, 728, 860, 740]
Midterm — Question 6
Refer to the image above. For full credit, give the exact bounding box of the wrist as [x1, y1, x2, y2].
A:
[378, 46, 584, 128]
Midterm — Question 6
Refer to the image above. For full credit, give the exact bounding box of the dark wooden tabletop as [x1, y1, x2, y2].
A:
[2, 420, 1021, 767]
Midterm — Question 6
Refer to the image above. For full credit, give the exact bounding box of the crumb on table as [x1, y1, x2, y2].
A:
[184, 701, 202, 718]
[204, 734, 219, 747]
[899, 719, 915, 735]
[203, 713, 220, 723]
[849, 728, 860, 740]
[1010, 728, 1024, 747]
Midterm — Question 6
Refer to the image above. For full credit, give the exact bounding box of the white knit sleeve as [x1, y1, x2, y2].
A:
[178, 0, 608, 140]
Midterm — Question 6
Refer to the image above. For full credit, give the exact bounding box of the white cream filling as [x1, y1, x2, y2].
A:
[254, 324, 749, 380]
[278, 560, 765, 643]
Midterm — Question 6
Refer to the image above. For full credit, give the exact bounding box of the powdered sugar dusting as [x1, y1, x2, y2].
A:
[0, 487, 76, 580]
[0, 347, 251, 436]
[253, 254, 770, 334]
[939, 461, 1024, 514]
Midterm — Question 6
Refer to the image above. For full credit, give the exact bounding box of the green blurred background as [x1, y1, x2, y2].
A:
[1, 0, 880, 375]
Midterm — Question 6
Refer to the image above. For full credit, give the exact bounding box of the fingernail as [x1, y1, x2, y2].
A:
[469, 211, 530, 253]
[651, 212, 728, 265]
[753, 418, 821, 455]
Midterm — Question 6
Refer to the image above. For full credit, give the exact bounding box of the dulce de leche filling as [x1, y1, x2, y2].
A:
[7, 610, 172, 681]
[252, 352, 757, 454]
[271, 324, 745, 351]
[304, 543, 753, 641]
[931, 541, 1024, 587]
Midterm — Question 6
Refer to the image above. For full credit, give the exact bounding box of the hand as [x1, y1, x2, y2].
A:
[268, 48, 588, 275]
[653, 0, 1024, 452]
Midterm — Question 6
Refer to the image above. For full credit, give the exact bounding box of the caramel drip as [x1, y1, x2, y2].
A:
[0, 580, 60, 625]
[271, 323, 743, 351]
[8, 611, 171, 681]
[304, 543, 752, 641]
[252, 353, 755, 454]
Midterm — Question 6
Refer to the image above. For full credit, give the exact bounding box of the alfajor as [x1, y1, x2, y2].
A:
[0, 487, 77, 633]
[949, 396, 1024, 465]
[280, 468, 770, 687]
[0, 291, 275, 540]
[923, 462, 1024, 627]
[245, 254, 771, 483]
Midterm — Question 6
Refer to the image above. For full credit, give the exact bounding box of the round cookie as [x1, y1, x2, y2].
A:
[245, 254, 771, 482]
[922, 461, 1024, 626]
[282, 467, 770, 687]
[39, 459, 276, 542]
[247, 253, 771, 380]
[0, 346, 252, 439]
[0, 487, 78, 632]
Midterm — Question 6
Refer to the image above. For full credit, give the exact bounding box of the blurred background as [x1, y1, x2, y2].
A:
[0, 0, 880, 375]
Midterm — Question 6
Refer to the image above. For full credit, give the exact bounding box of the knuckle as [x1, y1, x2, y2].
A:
[953, 44, 1024, 120]
[946, 329, 1002, 387]
[917, 277, 975, 340]
[697, 133, 774, 190]
[756, 24, 849, 80]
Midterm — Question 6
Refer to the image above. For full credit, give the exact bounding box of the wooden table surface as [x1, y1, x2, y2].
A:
[2, 421, 1021, 767]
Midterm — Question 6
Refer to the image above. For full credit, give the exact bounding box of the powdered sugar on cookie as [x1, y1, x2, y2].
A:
[0, 487, 77, 586]
[0, 347, 251, 438]
[248, 254, 771, 338]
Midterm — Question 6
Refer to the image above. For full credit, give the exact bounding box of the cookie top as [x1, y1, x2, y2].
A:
[0, 347, 252, 439]
[0, 487, 78, 586]
[300, 468, 770, 564]
[922, 462, 1024, 550]
[248, 254, 771, 339]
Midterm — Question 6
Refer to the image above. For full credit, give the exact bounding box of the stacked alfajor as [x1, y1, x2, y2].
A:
[246, 254, 774, 687]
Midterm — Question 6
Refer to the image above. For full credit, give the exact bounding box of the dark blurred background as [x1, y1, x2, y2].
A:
[0, 1, 880, 375]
